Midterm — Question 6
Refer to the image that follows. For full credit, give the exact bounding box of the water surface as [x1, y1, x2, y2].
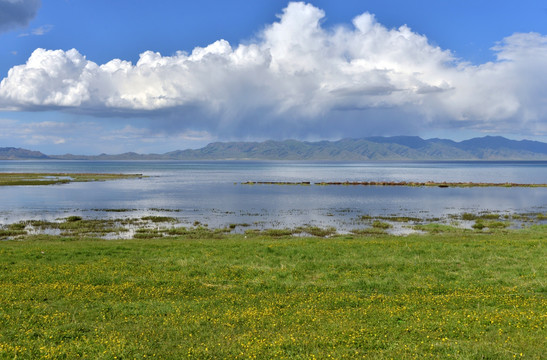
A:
[1, 160, 546, 230]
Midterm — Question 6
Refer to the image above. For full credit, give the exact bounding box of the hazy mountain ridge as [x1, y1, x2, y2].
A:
[2, 136, 547, 160]
[0, 147, 49, 160]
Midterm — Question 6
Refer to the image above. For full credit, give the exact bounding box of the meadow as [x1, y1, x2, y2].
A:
[0, 226, 545, 359]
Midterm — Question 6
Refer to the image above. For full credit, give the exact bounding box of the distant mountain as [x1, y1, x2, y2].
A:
[157, 136, 547, 160]
[0, 147, 49, 160]
[3, 136, 547, 161]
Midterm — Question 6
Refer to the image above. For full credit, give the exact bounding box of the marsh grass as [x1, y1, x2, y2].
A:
[361, 215, 423, 223]
[412, 223, 468, 234]
[140, 216, 177, 223]
[1, 210, 542, 242]
[0, 227, 545, 359]
[2, 208, 546, 244]
[261, 228, 295, 237]
[471, 219, 510, 232]
[295, 226, 337, 237]
[0, 217, 180, 241]
[0, 229, 27, 237]
[246, 180, 547, 188]
[371, 220, 392, 229]
[0, 173, 143, 186]
[350, 227, 388, 236]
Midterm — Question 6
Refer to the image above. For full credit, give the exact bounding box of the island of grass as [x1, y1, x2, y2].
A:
[0, 173, 143, 186]
[242, 180, 547, 187]
[0, 222, 545, 359]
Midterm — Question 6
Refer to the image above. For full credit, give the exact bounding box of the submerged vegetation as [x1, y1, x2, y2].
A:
[0, 223, 545, 359]
[0, 173, 143, 186]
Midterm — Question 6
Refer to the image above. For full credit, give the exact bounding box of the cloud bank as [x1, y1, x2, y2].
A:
[0, 0, 41, 33]
[1, 2, 546, 138]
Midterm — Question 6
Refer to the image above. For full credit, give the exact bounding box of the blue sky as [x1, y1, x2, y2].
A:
[1, 0, 546, 154]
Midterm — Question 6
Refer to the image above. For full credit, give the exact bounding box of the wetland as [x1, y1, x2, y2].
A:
[1, 160, 547, 232]
[0, 160, 546, 358]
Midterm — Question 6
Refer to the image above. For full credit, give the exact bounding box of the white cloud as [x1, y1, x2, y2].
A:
[18, 23, 53, 37]
[0, 0, 41, 33]
[0, 117, 214, 153]
[0, 119, 67, 145]
[0, 2, 546, 138]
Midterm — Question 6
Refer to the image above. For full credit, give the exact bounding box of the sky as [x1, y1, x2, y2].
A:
[0, 0, 547, 154]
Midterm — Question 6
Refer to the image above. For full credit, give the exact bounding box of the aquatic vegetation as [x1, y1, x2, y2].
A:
[462, 213, 478, 221]
[371, 220, 392, 229]
[7, 223, 26, 231]
[261, 228, 295, 237]
[480, 213, 501, 220]
[0, 229, 27, 237]
[381, 216, 422, 222]
[245, 180, 547, 188]
[164, 227, 189, 236]
[295, 226, 337, 237]
[149, 208, 181, 212]
[0, 172, 143, 186]
[65, 215, 83, 222]
[483, 221, 510, 229]
[472, 219, 510, 231]
[413, 224, 467, 234]
[140, 216, 177, 223]
[350, 227, 388, 236]
[472, 221, 486, 230]
[134, 229, 164, 239]
[242, 181, 311, 185]
[1, 210, 542, 241]
[95, 208, 138, 212]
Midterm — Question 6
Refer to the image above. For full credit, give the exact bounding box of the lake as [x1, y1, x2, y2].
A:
[1, 160, 546, 230]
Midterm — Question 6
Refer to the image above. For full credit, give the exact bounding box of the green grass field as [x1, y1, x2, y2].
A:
[0, 227, 545, 359]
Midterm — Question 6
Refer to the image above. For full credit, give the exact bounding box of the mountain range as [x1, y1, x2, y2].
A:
[2, 136, 547, 161]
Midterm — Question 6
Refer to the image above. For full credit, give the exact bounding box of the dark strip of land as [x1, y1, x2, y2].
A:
[242, 180, 547, 187]
[0, 173, 143, 186]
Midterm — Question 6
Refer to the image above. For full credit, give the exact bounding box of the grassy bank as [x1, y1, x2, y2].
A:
[0, 173, 143, 186]
[241, 181, 547, 187]
[0, 228, 545, 359]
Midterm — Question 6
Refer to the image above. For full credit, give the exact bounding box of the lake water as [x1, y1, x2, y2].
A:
[1, 160, 546, 230]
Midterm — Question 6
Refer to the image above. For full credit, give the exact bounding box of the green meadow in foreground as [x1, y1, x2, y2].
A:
[0, 227, 545, 359]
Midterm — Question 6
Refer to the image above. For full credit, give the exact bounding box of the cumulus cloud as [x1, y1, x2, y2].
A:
[0, 0, 41, 33]
[0, 1, 546, 138]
